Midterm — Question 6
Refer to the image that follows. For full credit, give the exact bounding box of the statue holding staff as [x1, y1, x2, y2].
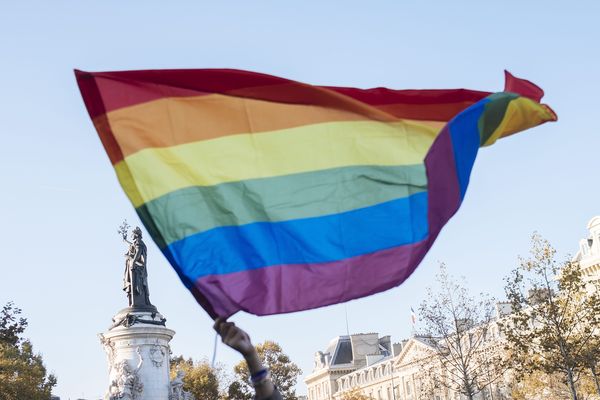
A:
[119, 222, 152, 307]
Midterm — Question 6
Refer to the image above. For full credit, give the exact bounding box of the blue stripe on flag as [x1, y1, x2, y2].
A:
[165, 192, 429, 280]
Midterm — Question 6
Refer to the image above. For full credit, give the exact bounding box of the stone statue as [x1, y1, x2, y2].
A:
[314, 351, 326, 369]
[106, 348, 144, 400]
[121, 225, 152, 308]
[99, 334, 116, 373]
[169, 370, 191, 400]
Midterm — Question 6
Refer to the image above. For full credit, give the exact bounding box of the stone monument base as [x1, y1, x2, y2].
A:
[100, 309, 175, 400]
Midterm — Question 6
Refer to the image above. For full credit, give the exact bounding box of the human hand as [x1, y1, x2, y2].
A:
[213, 317, 255, 358]
[213, 318, 276, 399]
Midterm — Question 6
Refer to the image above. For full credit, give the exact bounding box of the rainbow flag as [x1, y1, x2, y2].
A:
[75, 69, 556, 318]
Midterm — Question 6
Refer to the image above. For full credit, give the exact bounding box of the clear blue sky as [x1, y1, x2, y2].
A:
[1, 1, 599, 398]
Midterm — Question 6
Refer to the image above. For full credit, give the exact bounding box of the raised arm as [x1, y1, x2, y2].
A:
[213, 318, 282, 400]
[122, 233, 132, 246]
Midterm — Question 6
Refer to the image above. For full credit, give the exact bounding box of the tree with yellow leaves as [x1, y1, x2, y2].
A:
[231, 340, 301, 400]
[503, 234, 600, 400]
[339, 387, 370, 400]
[170, 356, 223, 399]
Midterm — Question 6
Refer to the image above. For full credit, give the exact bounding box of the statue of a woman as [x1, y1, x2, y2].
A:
[123, 227, 152, 307]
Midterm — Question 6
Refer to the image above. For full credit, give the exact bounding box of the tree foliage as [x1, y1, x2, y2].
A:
[170, 356, 223, 400]
[418, 264, 505, 400]
[0, 302, 27, 346]
[339, 387, 370, 400]
[226, 380, 252, 400]
[502, 234, 600, 400]
[0, 302, 57, 400]
[509, 370, 595, 400]
[580, 331, 600, 396]
[231, 341, 302, 400]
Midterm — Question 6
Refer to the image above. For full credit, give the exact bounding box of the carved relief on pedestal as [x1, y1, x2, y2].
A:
[149, 343, 166, 367]
[100, 334, 117, 373]
[105, 347, 144, 400]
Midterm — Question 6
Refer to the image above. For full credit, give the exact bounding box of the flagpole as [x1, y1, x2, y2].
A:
[344, 304, 350, 337]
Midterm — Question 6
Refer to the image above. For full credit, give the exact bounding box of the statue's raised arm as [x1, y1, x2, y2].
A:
[119, 220, 132, 245]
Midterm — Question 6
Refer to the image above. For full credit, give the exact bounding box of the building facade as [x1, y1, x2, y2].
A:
[304, 333, 397, 400]
[306, 306, 509, 400]
[573, 216, 600, 282]
[307, 217, 600, 400]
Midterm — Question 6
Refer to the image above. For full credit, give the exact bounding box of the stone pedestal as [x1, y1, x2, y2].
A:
[100, 308, 175, 400]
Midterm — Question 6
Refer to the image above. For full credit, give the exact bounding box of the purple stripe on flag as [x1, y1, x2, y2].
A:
[196, 239, 430, 316]
[193, 125, 462, 317]
[425, 125, 462, 231]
